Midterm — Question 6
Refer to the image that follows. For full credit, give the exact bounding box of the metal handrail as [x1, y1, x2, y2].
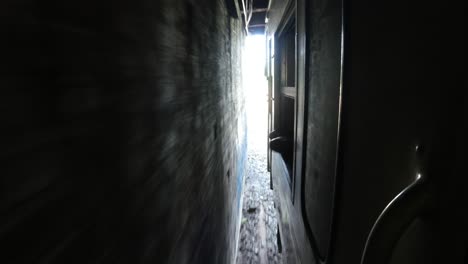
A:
[360, 176, 432, 264]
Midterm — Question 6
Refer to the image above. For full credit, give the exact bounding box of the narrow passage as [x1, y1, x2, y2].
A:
[236, 35, 282, 264]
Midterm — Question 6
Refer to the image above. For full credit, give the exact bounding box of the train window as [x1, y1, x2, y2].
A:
[276, 16, 296, 181]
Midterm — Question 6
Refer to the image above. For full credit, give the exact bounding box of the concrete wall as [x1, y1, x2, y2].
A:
[0, 0, 246, 263]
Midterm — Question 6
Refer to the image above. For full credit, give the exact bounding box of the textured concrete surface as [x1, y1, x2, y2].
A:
[236, 64, 282, 263]
[0, 1, 245, 263]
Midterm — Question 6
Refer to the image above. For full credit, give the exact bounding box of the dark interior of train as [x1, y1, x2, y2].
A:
[1, 0, 466, 263]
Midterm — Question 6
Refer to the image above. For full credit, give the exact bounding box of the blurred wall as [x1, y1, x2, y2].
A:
[0, 0, 246, 263]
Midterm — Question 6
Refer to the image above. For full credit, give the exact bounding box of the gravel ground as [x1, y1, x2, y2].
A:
[236, 79, 282, 264]
[236, 147, 282, 264]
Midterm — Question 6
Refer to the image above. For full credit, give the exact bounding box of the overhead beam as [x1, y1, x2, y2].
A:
[248, 24, 266, 27]
[241, 8, 268, 14]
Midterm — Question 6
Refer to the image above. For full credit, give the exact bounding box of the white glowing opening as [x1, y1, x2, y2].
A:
[243, 35, 267, 149]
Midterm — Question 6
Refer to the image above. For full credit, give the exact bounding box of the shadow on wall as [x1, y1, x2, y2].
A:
[0, 0, 247, 263]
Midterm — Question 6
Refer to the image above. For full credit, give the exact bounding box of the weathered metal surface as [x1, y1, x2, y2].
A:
[303, 0, 343, 260]
[266, 0, 317, 263]
[332, 1, 466, 263]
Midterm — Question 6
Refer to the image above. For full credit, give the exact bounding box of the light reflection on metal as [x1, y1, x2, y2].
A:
[240, 0, 255, 33]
